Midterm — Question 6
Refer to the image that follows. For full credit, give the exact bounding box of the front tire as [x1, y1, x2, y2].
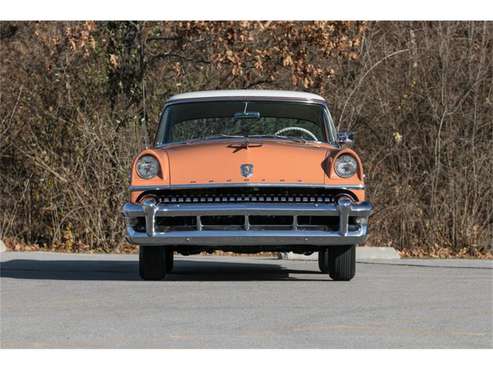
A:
[318, 248, 329, 273]
[165, 249, 174, 273]
[328, 245, 356, 281]
[139, 246, 166, 280]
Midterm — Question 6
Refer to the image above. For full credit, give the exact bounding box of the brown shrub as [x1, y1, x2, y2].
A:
[0, 21, 492, 254]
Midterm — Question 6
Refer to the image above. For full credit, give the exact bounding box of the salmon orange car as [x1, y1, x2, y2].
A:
[122, 90, 373, 280]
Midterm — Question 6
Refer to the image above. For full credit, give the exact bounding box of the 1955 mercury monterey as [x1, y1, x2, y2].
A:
[123, 90, 373, 281]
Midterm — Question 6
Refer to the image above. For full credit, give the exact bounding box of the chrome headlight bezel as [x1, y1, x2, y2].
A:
[334, 154, 358, 178]
[136, 155, 160, 179]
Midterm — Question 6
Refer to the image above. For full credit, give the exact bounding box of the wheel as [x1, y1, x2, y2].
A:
[139, 246, 166, 280]
[165, 249, 174, 273]
[318, 248, 329, 273]
[328, 245, 356, 281]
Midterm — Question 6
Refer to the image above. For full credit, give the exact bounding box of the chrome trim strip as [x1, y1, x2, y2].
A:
[123, 202, 373, 218]
[129, 183, 366, 192]
[125, 228, 369, 247]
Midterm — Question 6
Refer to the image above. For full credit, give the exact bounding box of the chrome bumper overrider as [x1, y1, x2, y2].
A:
[122, 199, 373, 247]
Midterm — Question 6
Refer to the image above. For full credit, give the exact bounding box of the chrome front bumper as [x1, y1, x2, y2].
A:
[122, 199, 373, 247]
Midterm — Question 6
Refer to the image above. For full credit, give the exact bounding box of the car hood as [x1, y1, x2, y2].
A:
[160, 139, 335, 185]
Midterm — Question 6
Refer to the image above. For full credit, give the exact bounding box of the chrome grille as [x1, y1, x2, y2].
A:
[158, 193, 335, 204]
[140, 214, 345, 233]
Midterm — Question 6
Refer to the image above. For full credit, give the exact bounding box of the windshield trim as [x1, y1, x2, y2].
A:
[154, 99, 336, 147]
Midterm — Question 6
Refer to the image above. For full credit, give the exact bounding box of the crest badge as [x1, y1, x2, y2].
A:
[240, 163, 254, 178]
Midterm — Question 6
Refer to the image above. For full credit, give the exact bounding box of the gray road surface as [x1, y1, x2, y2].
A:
[1, 251, 492, 348]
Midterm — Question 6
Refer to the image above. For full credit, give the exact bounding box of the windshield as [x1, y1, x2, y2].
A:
[155, 101, 335, 145]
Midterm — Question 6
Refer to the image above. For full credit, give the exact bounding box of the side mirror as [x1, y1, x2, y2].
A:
[337, 131, 354, 146]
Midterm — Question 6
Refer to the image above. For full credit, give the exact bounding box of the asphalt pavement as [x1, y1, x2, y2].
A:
[1, 251, 492, 348]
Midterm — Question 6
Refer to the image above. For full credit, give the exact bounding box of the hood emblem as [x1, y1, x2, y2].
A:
[240, 163, 254, 178]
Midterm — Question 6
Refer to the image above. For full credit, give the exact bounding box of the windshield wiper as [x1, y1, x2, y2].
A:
[173, 134, 307, 145]
[248, 134, 307, 143]
[183, 134, 245, 144]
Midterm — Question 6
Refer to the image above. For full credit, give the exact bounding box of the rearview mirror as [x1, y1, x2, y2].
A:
[337, 131, 354, 146]
[233, 111, 261, 120]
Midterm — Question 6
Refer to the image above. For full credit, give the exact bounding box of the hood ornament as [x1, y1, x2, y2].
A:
[240, 163, 254, 178]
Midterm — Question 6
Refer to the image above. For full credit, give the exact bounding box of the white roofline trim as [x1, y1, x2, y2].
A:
[167, 89, 326, 103]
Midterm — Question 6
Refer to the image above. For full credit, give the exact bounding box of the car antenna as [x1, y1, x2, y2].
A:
[139, 24, 150, 149]
[141, 81, 149, 149]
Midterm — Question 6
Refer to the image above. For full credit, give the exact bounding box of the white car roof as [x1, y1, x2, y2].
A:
[167, 89, 326, 103]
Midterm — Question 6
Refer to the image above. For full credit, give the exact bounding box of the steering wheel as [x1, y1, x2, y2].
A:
[274, 127, 319, 141]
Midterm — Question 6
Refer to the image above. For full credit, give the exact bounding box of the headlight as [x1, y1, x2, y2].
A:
[334, 155, 357, 178]
[136, 155, 159, 179]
